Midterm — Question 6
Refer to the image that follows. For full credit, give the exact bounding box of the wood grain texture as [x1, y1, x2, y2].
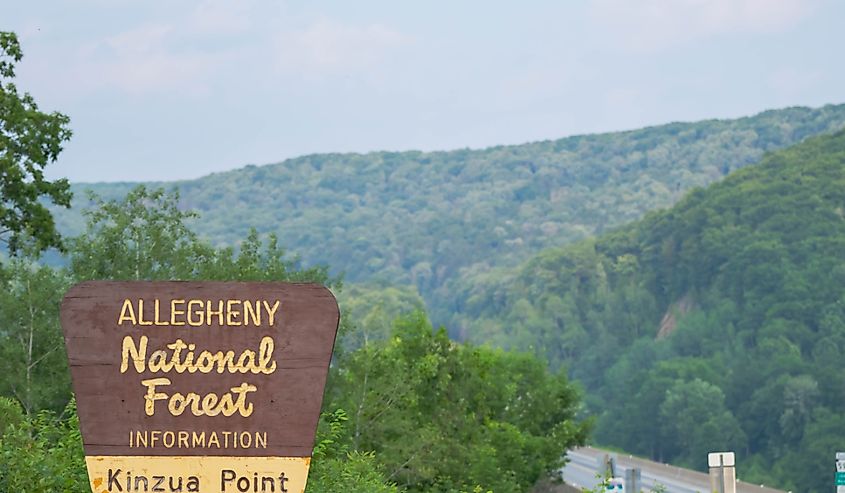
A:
[60, 281, 339, 457]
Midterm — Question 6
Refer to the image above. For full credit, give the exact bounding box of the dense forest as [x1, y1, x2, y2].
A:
[0, 188, 589, 492]
[453, 130, 845, 492]
[51, 104, 845, 329]
[6, 27, 845, 493]
[37, 105, 845, 493]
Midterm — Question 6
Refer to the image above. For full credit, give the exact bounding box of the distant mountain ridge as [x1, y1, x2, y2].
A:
[52, 103, 845, 326]
[451, 128, 845, 492]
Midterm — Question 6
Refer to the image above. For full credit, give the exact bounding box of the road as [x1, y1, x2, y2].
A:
[560, 446, 788, 493]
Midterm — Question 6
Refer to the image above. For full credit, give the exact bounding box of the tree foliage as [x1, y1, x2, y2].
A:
[336, 282, 426, 350]
[455, 130, 845, 491]
[307, 409, 401, 493]
[0, 32, 72, 255]
[0, 185, 587, 492]
[0, 397, 87, 491]
[0, 260, 70, 416]
[327, 311, 589, 492]
[69, 185, 337, 286]
[50, 104, 845, 330]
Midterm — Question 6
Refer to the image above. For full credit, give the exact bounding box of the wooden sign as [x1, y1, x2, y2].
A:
[60, 281, 340, 493]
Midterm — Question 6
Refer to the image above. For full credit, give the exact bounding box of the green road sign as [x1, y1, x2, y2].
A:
[835, 471, 845, 485]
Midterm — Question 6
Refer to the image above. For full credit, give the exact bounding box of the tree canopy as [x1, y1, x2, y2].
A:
[0, 186, 588, 492]
[0, 32, 72, 255]
[455, 130, 845, 492]
[51, 104, 845, 331]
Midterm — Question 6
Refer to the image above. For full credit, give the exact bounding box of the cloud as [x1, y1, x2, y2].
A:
[70, 20, 238, 96]
[105, 23, 172, 54]
[18, 8, 407, 97]
[274, 19, 409, 76]
[90, 53, 217, 96]
[589, 0, 816, 53]
[189, 0, 254, 34]
[50, 0, 263, 97]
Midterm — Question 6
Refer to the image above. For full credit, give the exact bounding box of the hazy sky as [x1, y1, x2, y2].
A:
[7, 0, 845, 183]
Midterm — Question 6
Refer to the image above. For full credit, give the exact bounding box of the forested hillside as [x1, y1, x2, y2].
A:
[37, 105, 845, 492]
[53, 105, 845, 326]
[455, 129, 845, 492]
[1, 188, 589, 492]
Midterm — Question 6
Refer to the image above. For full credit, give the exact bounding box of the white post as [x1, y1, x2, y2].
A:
[625, 468, 641, 492]
[708, 452, 736, 493]
[835, 452, 845, 493]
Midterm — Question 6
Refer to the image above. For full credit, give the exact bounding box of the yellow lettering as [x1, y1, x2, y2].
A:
[121, 298, 284, 326]
[259, 337, 277, 374]
[229, 383, 257, 417]
[184, 344, 196, 368]
[218, 351, 236, 374]
[138, 299, 153, 326]
[187, 300, 204, 326]
[153, 384, 259, 417]
[263, 300, 281, 326]
[163, 431, 175, 448]
[153, 299, 168, 326]
[178, 431, 189, 448]
[234, 350, 256, 374]
[148, 350, 173, 373]
[118, 299, 137, 325]
[141, 378, 171, 416]
[168, 340, 189, 372]
[123, 336, 277, 375]
[128, 430, 267, 448]
[167, 393, 187, 416]
[189, 392, 203, 416]
[206, 300, 223, 325]
[195, 352, 215, 373]
[244, 301, 260, 326]
[226, 300, 242, 326]
[121, 335, 148, 373]
[170, 299, 185, 325]
[201, 393, 221, 416]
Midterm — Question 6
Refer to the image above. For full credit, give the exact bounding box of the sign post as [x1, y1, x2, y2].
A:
[836, 452, 845, 493]
[708, 452, 736, 493]
[61, 281, 340, 493]
[624, 467, 641, 492]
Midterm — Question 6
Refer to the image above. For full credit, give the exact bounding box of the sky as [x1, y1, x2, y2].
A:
[6, 0, 845, 183]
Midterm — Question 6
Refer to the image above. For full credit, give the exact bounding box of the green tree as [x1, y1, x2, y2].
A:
[328, 311, 589, 492]
[337, 283, 426, 350]
[784, 407, 845, 493]
[69, 186, 210, 281]
[778, 375, 819, 446]
[307, 409, 401, 493]
[6, 184, 592, 492]
[0, 260, 71, 415]
[0, 32, 72, 255]
[0, 397, 87, 491]
[658, 379, 746, 469]
[63, 186, 373, 491]
[69, 185, 338, 287]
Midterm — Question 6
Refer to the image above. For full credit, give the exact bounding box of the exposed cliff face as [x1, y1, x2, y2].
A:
[656, 293, 695, 339]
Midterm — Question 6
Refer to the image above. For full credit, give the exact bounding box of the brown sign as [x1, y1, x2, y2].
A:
[61, 281, 340, 493]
